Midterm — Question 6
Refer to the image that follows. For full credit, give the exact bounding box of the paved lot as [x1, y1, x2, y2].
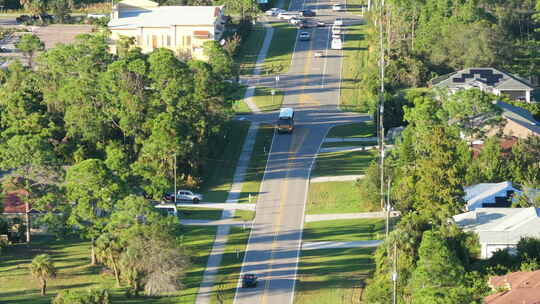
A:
[29, 24, 93, 49]
[233, 1, 368, 303]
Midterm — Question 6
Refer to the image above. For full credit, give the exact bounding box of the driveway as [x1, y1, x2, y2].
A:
[233, 0, 368, 303]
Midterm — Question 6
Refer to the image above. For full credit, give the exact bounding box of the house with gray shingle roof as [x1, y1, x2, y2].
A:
[431, 68, 537, 103]
[453, 207, 540, 259]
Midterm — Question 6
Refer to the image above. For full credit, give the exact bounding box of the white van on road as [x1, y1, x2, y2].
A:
[278, 12, 300, 20]
[331, 38, 343, 50]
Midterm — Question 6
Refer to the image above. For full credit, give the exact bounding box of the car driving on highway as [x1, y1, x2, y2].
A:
[277, 108, 295, 133]
[300, 9, 316, 17]
[242, 274, 258, 288]
[299, 31, 311, 41]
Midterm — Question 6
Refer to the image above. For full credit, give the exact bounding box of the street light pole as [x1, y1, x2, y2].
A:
[174, 153, 177, 205]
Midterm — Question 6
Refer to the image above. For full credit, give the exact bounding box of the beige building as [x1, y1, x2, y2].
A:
[108, 0, 225, 60]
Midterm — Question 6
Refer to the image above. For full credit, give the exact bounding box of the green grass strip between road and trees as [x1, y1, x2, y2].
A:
[294, 247, 376, 304]
[211, 227, 251, 304]
[340, 24, 371, 112]
[302, 218, 385, 242]
[311, 150, 376, 178]
[200, 121, 251, 203]
[326, 121, 375, 138]
[263, 22, 297, 75]
[239, 124, 275, 204]
[236, 25, 266, 76]
[307, 181, 379, 214]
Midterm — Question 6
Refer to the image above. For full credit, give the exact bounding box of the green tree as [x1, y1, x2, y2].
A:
[477, 136, 508, 182]
[20, 0, 48, 22]
[30, 254, 57, 296]
[66, 159, 124, 265]
[409, 230, 469, 303]
[96, 233, 122, 287]
[53, 288, 110, 304]
[16, 34, 45, 68]
[49, 0, 73, 24]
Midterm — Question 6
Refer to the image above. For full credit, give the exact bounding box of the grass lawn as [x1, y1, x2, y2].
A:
[236, 25, 266, 75]
[211, 227, 251, 304]
[307, 181, 378, 214]
[346, 0, 366, 14]
[294, 247, 375, 304]
[340, 24, 371, 112]
[327, 121, 375, 138]
[200, 121, 251, 203]
[252, 87, 284, 111]
[321, 141, 378, 148]
[311, 150, 376, 178]
[231, 86, 250, 114]
[0, 225, 217, 304]
[263, 22, 297, 75]
[231, 209, 255, 222]
[238, 124, 274, 204]
[180, 207, 223, 220]
[303, 219, 385, 243]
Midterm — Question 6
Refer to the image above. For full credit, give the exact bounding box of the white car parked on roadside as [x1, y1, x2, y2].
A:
[332, 4, 345, 11]
[278, 11, 300, 20]
[176, 190, 203, 203]
[331, 38, 343, 50]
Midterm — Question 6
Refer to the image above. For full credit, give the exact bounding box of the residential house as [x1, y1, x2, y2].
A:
[108, 0, 226, 60]
[491, 100, 540, 139]
[431, 68, 537, 103]
[453, 207, 540, 259]
[485, 270, 540, 304]
[464, 181, 521, 211]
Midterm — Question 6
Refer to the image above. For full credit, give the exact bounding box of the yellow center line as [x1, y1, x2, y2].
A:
[300, 31, 315, 106]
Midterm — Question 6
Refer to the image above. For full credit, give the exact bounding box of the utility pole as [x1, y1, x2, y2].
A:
[173, 153, 177, 205]
[392, 242, 398, 304]
[378, 0, 386, 211]
[385, 178, 391, 237]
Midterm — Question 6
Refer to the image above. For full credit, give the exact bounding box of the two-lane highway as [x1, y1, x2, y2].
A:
[234, 1, 367, 303]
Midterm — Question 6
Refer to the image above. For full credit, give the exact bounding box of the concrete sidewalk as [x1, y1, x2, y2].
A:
[305, 211, 401, 222]
[242, 18, 275, 113]
[195, 123, 259, 304]
[319, 145, 376, 153]
[310, 175, 365, 182]
[302, 240, 383, 250]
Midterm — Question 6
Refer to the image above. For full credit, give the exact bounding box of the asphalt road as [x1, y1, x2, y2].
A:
[233, 1, 368, 304]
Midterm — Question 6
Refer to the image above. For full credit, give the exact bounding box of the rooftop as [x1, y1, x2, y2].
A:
[109, 6, 223, 29]
[486, 270, 540, 304]
[431, 68, 536, 91]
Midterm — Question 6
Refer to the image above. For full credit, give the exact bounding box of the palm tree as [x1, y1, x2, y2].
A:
[30, 254, 57, 296]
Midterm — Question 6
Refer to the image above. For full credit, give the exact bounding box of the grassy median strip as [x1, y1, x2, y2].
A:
[311, 150, 376, 178]
[294, 247, 376, 304]
[340, 24, 371, 112]
[211, 227, 251, 304]
[239, 124, 274, 203]
[307, 181, 374, 214]
[303, 218, 385, 242]
[0, 226, 217, 304]
[264, 22, 297, 75]
[200, 121, 251, 203]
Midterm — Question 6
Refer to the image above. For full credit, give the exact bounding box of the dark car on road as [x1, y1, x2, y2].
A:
[300, 9, 316, 17]
[242, 273, 258, 288]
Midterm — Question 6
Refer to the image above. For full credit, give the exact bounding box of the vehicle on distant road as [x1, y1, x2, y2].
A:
[300, 9, 316, 17]
[334, 18, 344, 26]
[299, 31, 311, 41]
[314, 51, 324, 57]
[331, 25, 342, 35]
[265, 8, 285, 16]
[277, 108, 295, 133]
[242, 273, 258, 288]
[176, 190, 202, 203]
[278, 11, 300, 20]
[332, 4, 345, 11]
[316, 21, 325, 27]
[331, 38, 343, 50]
[296, 21, 307, 29]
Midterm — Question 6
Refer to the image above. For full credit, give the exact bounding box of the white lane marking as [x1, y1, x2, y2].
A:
[321, 25, 330, 88]
[289, 127, 331, 304]
[232, 127, 278, 304]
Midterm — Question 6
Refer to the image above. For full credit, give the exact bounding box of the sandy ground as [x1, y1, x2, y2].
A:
[27, 24, 94, 49]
